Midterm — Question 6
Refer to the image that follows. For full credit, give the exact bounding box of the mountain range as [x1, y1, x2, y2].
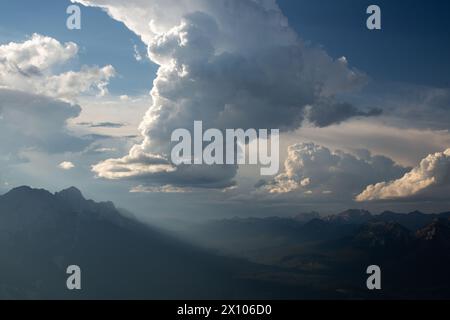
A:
[1, 186, 450, 299]
[177, 208, 450, 299]
[180, 208, 450, 254]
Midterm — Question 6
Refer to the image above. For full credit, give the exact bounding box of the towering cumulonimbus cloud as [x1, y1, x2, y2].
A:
[74, 0, 378, 189]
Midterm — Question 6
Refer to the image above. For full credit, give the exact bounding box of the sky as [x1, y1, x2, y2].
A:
[1, 0, 450, 221]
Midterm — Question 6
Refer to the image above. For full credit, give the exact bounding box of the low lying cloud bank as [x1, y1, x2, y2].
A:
[259, 142, 408, 201]
[356, 148, 450, 201]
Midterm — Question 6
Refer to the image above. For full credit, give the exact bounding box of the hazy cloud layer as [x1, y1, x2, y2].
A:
[130, 184, 192, 193]
[74, 0, 376, 189]
[377, 84, 450, 131]
[356, 148, 450, 201]
[0, 88, 88, 154]
[336, 83, 450, 136]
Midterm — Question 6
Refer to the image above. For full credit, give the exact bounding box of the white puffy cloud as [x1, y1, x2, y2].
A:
[74, 0, 376, 189]
[260, 143, 408, 201]
[59, 161, 75, 170]
[0, 33, 77, 71]
[42, 65, 115, 99]
[356, 148, 450, 201]
[0, 34, 115, 101]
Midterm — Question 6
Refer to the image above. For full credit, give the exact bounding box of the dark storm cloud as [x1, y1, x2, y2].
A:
[306, 101, 382, 128]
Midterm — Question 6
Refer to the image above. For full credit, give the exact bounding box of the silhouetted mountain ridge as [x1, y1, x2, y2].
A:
[0, 186, 126, 231]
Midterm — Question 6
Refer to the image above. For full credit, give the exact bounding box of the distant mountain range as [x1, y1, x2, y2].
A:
[1, 186, 450, 299]
[182, 208, 450, 253]
[179, 208, 450, 299]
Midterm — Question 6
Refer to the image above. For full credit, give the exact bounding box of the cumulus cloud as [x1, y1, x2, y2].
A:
[0, 33, 78, 71]
[259, 142, 408, 201]
[92, 144, 237, 188]
[92, 146, 176, 180]
[73, 0, 376, 189]
[59, 161, 75, 170]
[43, 65, 115, 99]
[356, 148, 450, 201]
[0, 34, 115, 100]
